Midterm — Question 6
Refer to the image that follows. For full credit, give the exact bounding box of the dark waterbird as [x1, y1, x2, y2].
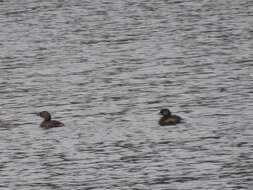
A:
[159, 109, 182, 126]
[33, 111, 64, 129]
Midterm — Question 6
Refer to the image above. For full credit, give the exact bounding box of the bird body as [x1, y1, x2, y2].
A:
[36, 111, 64, 129]
[159, 109, 182, 125]
[40, 120, 64, 129]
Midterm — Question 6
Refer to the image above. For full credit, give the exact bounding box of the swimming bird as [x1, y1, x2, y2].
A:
[159, 109, 182, 126]
[36, 111, 64, 129]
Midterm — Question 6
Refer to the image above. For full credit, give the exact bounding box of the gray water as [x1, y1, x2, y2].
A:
[0, 0, 253, 189]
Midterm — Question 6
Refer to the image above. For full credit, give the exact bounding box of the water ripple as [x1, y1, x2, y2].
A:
[0, 0, 253, 189]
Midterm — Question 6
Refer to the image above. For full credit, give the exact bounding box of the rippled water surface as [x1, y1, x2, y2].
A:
[0, 0, 253, 189]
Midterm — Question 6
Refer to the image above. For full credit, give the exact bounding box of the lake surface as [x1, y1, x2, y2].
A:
[0, 0, 252, 189]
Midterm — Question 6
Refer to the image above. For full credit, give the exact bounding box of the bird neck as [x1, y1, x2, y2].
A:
[44, 115, 51, 121]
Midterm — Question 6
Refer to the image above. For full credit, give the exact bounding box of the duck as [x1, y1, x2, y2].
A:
[36, 111, 64, 129]
[159, 109, 182, 126]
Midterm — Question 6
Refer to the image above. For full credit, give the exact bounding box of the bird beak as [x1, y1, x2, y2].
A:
[30, 112, 39, 116]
